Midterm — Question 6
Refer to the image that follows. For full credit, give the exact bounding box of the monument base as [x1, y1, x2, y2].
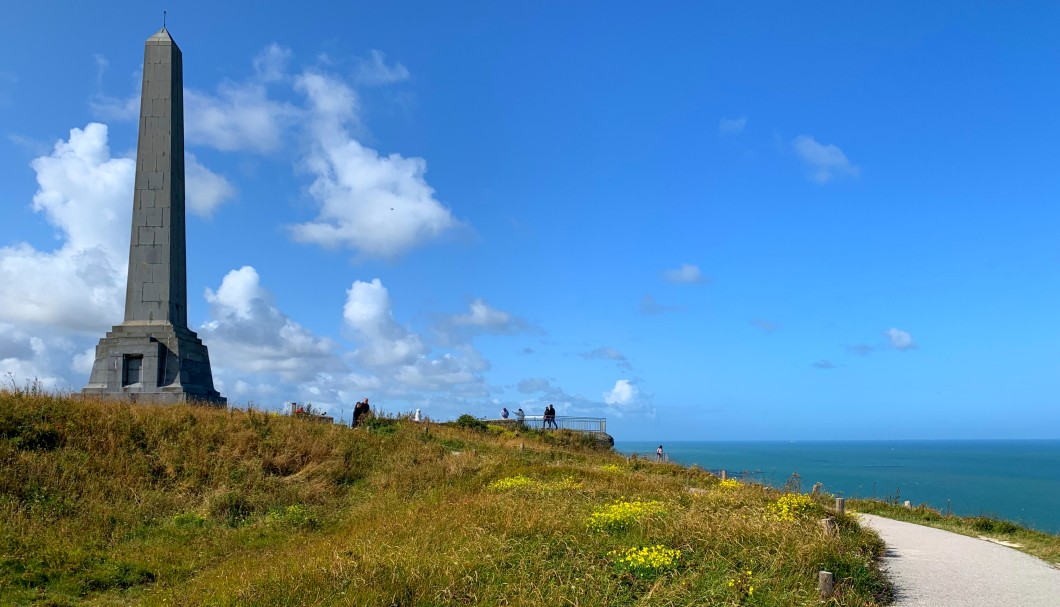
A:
[82, 321, 226, 406]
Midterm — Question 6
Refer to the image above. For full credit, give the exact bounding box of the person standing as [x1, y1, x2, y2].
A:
[501, 407, 509, 419]
[656, 445, 664, 461]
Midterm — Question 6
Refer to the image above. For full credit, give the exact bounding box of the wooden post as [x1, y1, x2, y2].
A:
[903, 500, 911, 509]
[835, 497, 845, 516]
[818, 571, 834, 598]
[720, 470, 727, 480]
[819, 517, 837, 537]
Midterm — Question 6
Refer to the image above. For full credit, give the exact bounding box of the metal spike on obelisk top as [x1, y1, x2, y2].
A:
[163, 11, 166, 28]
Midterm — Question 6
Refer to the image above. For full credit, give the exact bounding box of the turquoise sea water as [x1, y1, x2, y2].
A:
[615, 440, 1060, 534]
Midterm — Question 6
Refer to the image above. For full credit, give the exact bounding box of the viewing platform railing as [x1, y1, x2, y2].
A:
[493, 416, 607, 434]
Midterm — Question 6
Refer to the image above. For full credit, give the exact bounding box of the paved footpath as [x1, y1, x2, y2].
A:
[859, 514, 1060, 606]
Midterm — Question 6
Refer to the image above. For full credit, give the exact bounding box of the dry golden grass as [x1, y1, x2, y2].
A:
[2, 390, 892, 606]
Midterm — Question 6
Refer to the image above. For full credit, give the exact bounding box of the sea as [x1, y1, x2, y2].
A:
[615, 440, 1060, 535]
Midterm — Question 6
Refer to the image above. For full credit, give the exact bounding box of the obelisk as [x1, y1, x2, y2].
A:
[83, 27, 225, 405]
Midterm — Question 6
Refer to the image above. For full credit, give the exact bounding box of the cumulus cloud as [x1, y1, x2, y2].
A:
[0, 123, 130, 332]
[253, 44, 292, 83]
[719, 116, 747, 135]
[886, 328, 916, 351]
[0, 323, 85, 390]
[343, 278, 426, 367]
[288, 71, 459, 257]
[185, 81, 299, 154]
[639, 295, 678, 316]
[354, 50, 411, 86]
[438, 298, 538, 341]
[603, 379, 638, 407]
[185, 153, 236, 216]
[792, 135, 859, 184]
[663, 263, 708, 284]
[200, 266, 340, 382]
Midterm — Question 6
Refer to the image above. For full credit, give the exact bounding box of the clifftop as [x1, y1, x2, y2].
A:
[1, 390, 891, 606]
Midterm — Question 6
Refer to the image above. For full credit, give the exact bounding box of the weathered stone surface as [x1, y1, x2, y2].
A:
[83, 28, 224, 406]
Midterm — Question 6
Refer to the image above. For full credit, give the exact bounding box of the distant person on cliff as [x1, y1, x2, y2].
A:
[413, 408, 422, 422]
[515, 408, 525, 423]
[501, 407, 509, 419]
[656, 445, 664, 461]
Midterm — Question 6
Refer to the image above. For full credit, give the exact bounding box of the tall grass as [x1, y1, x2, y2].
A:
[2, 390, 892, 605]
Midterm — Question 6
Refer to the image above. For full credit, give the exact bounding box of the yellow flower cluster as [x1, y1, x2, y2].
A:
[766, 493, 817, 522]
[600, 463, 625, 473]
[488, 475, 583, 493]
[588, 499, 666, 532]
[718, 478, 741, 489]
[609, 545, 681, 578]
[488, 475, 539, 491]
[727, 569, 755, 598]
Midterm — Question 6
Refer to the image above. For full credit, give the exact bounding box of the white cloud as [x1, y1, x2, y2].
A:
[603, 379, 638, 406]
[185, 153, 235, 217]
[200, 266, 340, 381]
[719, 116, 747, 135]
[0, 323, 83, 390]
[185, 81, 298, 153]
[886, 328, 916, 351]
[289, 71, 459, 258]
[0, 123, 130, 332]
[792, 135, 859, 184]
[663, 263, 708, 284]
[343, 278, 426, 367]
[812, 359, 836, 370]
[442, 298, 537, 339]
[354, 50, 411, 86]
[253, 44, 292, 83]
[453, 298, 510, 327]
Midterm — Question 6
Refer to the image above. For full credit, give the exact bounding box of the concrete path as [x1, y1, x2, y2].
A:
[859, 514, 1060, 606]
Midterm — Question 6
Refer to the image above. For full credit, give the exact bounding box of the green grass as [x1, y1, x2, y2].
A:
[850, 499, 1060, 566]
[1, 389, 894, 606]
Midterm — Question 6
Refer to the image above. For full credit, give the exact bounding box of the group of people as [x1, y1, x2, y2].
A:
[352, 398, 371, 427]
[542, 404, 558, 429]
[498, 405, 554, 428]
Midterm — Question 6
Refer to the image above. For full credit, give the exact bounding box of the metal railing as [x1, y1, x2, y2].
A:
[514, 415, 606, 433]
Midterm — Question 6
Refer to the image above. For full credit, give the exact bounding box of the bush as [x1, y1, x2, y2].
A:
[971, 516, 1020, 534]
[454, 414, 488, 432]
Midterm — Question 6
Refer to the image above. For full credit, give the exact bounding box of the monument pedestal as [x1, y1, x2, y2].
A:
[83, 321, 225, 405]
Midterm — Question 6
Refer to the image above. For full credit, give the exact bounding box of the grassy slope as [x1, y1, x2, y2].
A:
[2, 391, 893, 606]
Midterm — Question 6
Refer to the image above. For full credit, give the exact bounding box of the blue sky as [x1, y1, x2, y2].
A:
[1, 2, 1058, 440]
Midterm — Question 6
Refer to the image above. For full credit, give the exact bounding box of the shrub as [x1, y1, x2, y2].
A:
[454, 414, 488, 432]
[971, 516, 1020, 534]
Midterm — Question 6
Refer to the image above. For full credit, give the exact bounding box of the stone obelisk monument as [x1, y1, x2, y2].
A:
[83, 27, 225, 405]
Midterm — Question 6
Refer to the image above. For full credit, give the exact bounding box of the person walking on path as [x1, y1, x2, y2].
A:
[859, 514, 1060, 606]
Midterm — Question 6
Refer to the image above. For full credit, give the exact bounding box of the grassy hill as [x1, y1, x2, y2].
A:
[1, 389, 893, 606]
